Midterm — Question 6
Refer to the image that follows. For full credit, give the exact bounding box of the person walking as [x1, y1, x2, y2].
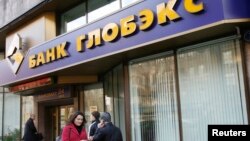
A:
[88, 112, 123, 141]
[62, 111, 88, 141]
[23, 114, 40, 141]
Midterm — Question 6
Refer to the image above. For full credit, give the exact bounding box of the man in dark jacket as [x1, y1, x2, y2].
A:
[89, 112, 123, 141]
[23, 114, 38, 141]
[89, 111, 100, 137]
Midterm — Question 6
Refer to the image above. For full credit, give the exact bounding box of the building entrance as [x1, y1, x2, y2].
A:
[43, 104, 74, 141]
[38, 97, 74, 141]
[44, 105, 74, 141]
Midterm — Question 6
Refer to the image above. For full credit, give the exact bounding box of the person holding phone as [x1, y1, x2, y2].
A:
[88, 112, 123, 141]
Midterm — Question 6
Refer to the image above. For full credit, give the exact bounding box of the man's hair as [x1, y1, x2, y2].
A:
[100, 112, 111, 122]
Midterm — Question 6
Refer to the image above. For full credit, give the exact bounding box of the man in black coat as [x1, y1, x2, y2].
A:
[23, 114, 38, 141]
[89, 112, 123, 141]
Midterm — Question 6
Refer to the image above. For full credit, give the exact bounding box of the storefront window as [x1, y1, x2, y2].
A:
[129, 39, 247, 141]
[3, 91, 21, 141]
[104, 64, 126, 141]
[88, 0, 119, 23]
[177, 40, 247, 141]
[21, 96, 35, 137]
[61, 2, 86, 33]
[129, 53, 180, 141]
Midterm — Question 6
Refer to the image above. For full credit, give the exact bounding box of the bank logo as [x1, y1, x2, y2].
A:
[6, 34, 24, 74]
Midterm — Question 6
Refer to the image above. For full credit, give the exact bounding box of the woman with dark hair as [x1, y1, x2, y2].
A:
[88, 111, 100, 138]
[62, 111, 88, 141]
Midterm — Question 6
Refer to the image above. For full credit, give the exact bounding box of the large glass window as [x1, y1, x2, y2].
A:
[177, 40, 247, 141]
[61, 2, 86, 33]
[3, 91, 21, 141]
[129, 53, 180, 141]
[104, 64, 126, 141]
[129, 38, 247, 141]
[60, 0, 141, 33]
[81, 83, 104, 134]
[88, 0, 119, 23]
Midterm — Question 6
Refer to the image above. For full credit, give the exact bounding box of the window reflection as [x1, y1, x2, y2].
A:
[103, 64, 126, 141]
[177, 40, 247, 141]
[122, 0, 140, 7]
[61, 2, 86, 33]
[60, 106, 74, 130]
[60, 0, 141, 33]
[3, 93, 21, 140]
[66, 17, 86, 32]
[88, 0, 119, 23]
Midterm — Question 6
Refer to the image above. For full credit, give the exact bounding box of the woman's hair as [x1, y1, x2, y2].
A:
[67, 111, 87, 126]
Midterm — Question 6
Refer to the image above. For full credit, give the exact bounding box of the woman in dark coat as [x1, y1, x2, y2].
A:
[62, 111, 88, 141]
[23, 114, 38, 141]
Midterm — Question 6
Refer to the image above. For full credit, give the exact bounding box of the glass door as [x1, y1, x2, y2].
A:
[80, 83, 104, 134]
[44, 106, 58, 141]
[59, 105, 75, 132]
[44, 105, 74, 141]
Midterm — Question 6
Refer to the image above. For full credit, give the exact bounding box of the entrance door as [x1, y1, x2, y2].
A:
[59, 105, 75, 131]
[44, 105, 74, 141]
